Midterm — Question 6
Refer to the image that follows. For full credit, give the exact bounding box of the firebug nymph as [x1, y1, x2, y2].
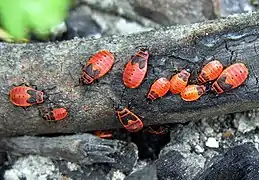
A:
[169, 69, 191, 94]
[198, 60, 223, 84]
[123, 49, 149, 88]
[81, 50, 114, 85]
[116, 105, 143, 132]
[43, 107, 68, 121]
[9, 84, 44, 107]
[147, 77, 170, 101]
[212, 63, 248, 94]
[180, 84, 206, 102]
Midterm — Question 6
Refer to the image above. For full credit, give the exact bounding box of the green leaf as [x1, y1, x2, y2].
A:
[0, 0, 70, 40]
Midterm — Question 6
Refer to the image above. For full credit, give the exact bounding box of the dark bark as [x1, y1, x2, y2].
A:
[0, 12, 259, 136]
[0, 134, 138, 173]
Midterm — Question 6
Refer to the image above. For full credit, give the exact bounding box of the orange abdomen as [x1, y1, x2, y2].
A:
[94, 131, 113, 138]
[123, 50, 149, 88]
[123, 65, 147, 88]
[9, 86, 38, 107]
[180, 85, 206, 102]
[170, 69, 190, 94]
[52, 108, 68, 121]
[82, 50, 114, 84]
[212, 63, 248, 94]
[147, 77, 170, 100]
[198, 60, 223, 83]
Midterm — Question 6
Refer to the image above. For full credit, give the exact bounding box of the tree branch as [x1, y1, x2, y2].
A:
[1, 12, 259, 136]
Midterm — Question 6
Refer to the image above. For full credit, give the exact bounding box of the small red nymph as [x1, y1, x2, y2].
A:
[43, 107, 68, 121]
[9, 85, 44, 107]
[198, 60, 223, 84]
[169, 69, 190, 94]
[123, 49, 149, 88]
[94, 131, 113, 138]
[116, 107, 143, 132]
[81, 50, 114, 84]
[180, 85, 206, 102]
[147, 77, 170, 101]
[212, 63, 248, 94]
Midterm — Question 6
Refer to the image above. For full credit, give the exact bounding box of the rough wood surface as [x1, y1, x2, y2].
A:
[0, 134, 138, 173]
[0, 12, 259, 136]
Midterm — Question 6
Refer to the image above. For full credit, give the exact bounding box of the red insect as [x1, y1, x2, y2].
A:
[180, 85, 206, 102]
[116, 107, 143, 132]
[198, 60, 224, 84]
[123, 49, 149, 88]
[9, 85, 44, 107]
[81, 50, 114, 84]
[147, 77, 170, 101]
[94, 131, 113, 138]
[43, 107, 68, 121]
[212, 63, 248, 94]
[169, 69, 191, 94]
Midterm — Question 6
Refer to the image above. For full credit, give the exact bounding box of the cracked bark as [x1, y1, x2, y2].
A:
[0, 134, 138, 173]
[0, 12, 259, 136]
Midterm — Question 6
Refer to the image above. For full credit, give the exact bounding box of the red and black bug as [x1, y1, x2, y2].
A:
[180, 84, 206, 102]
[9, 84, 44, 107]
[198, 60, 224, 84]
[123, 49, 149, 88]
[212, 63, 248, 94]
[116, 106, 143, 132]
[81, 50, 114, 84]
[43, 107, 68, 121]
[147, 77, 170, 101]
[170, 69, 191, 94]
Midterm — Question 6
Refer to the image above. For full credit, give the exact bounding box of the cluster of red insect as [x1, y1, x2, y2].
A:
[79, 49, 249, 136]
[8, 48, 249, 135]
[169, 60, 249, 101]
[9, 84, 68, 121]
[80, 50, 144, 133]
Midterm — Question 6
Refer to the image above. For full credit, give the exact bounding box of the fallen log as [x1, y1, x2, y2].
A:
[0, 12, 259, 136]
[0, 134, 138, 173]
